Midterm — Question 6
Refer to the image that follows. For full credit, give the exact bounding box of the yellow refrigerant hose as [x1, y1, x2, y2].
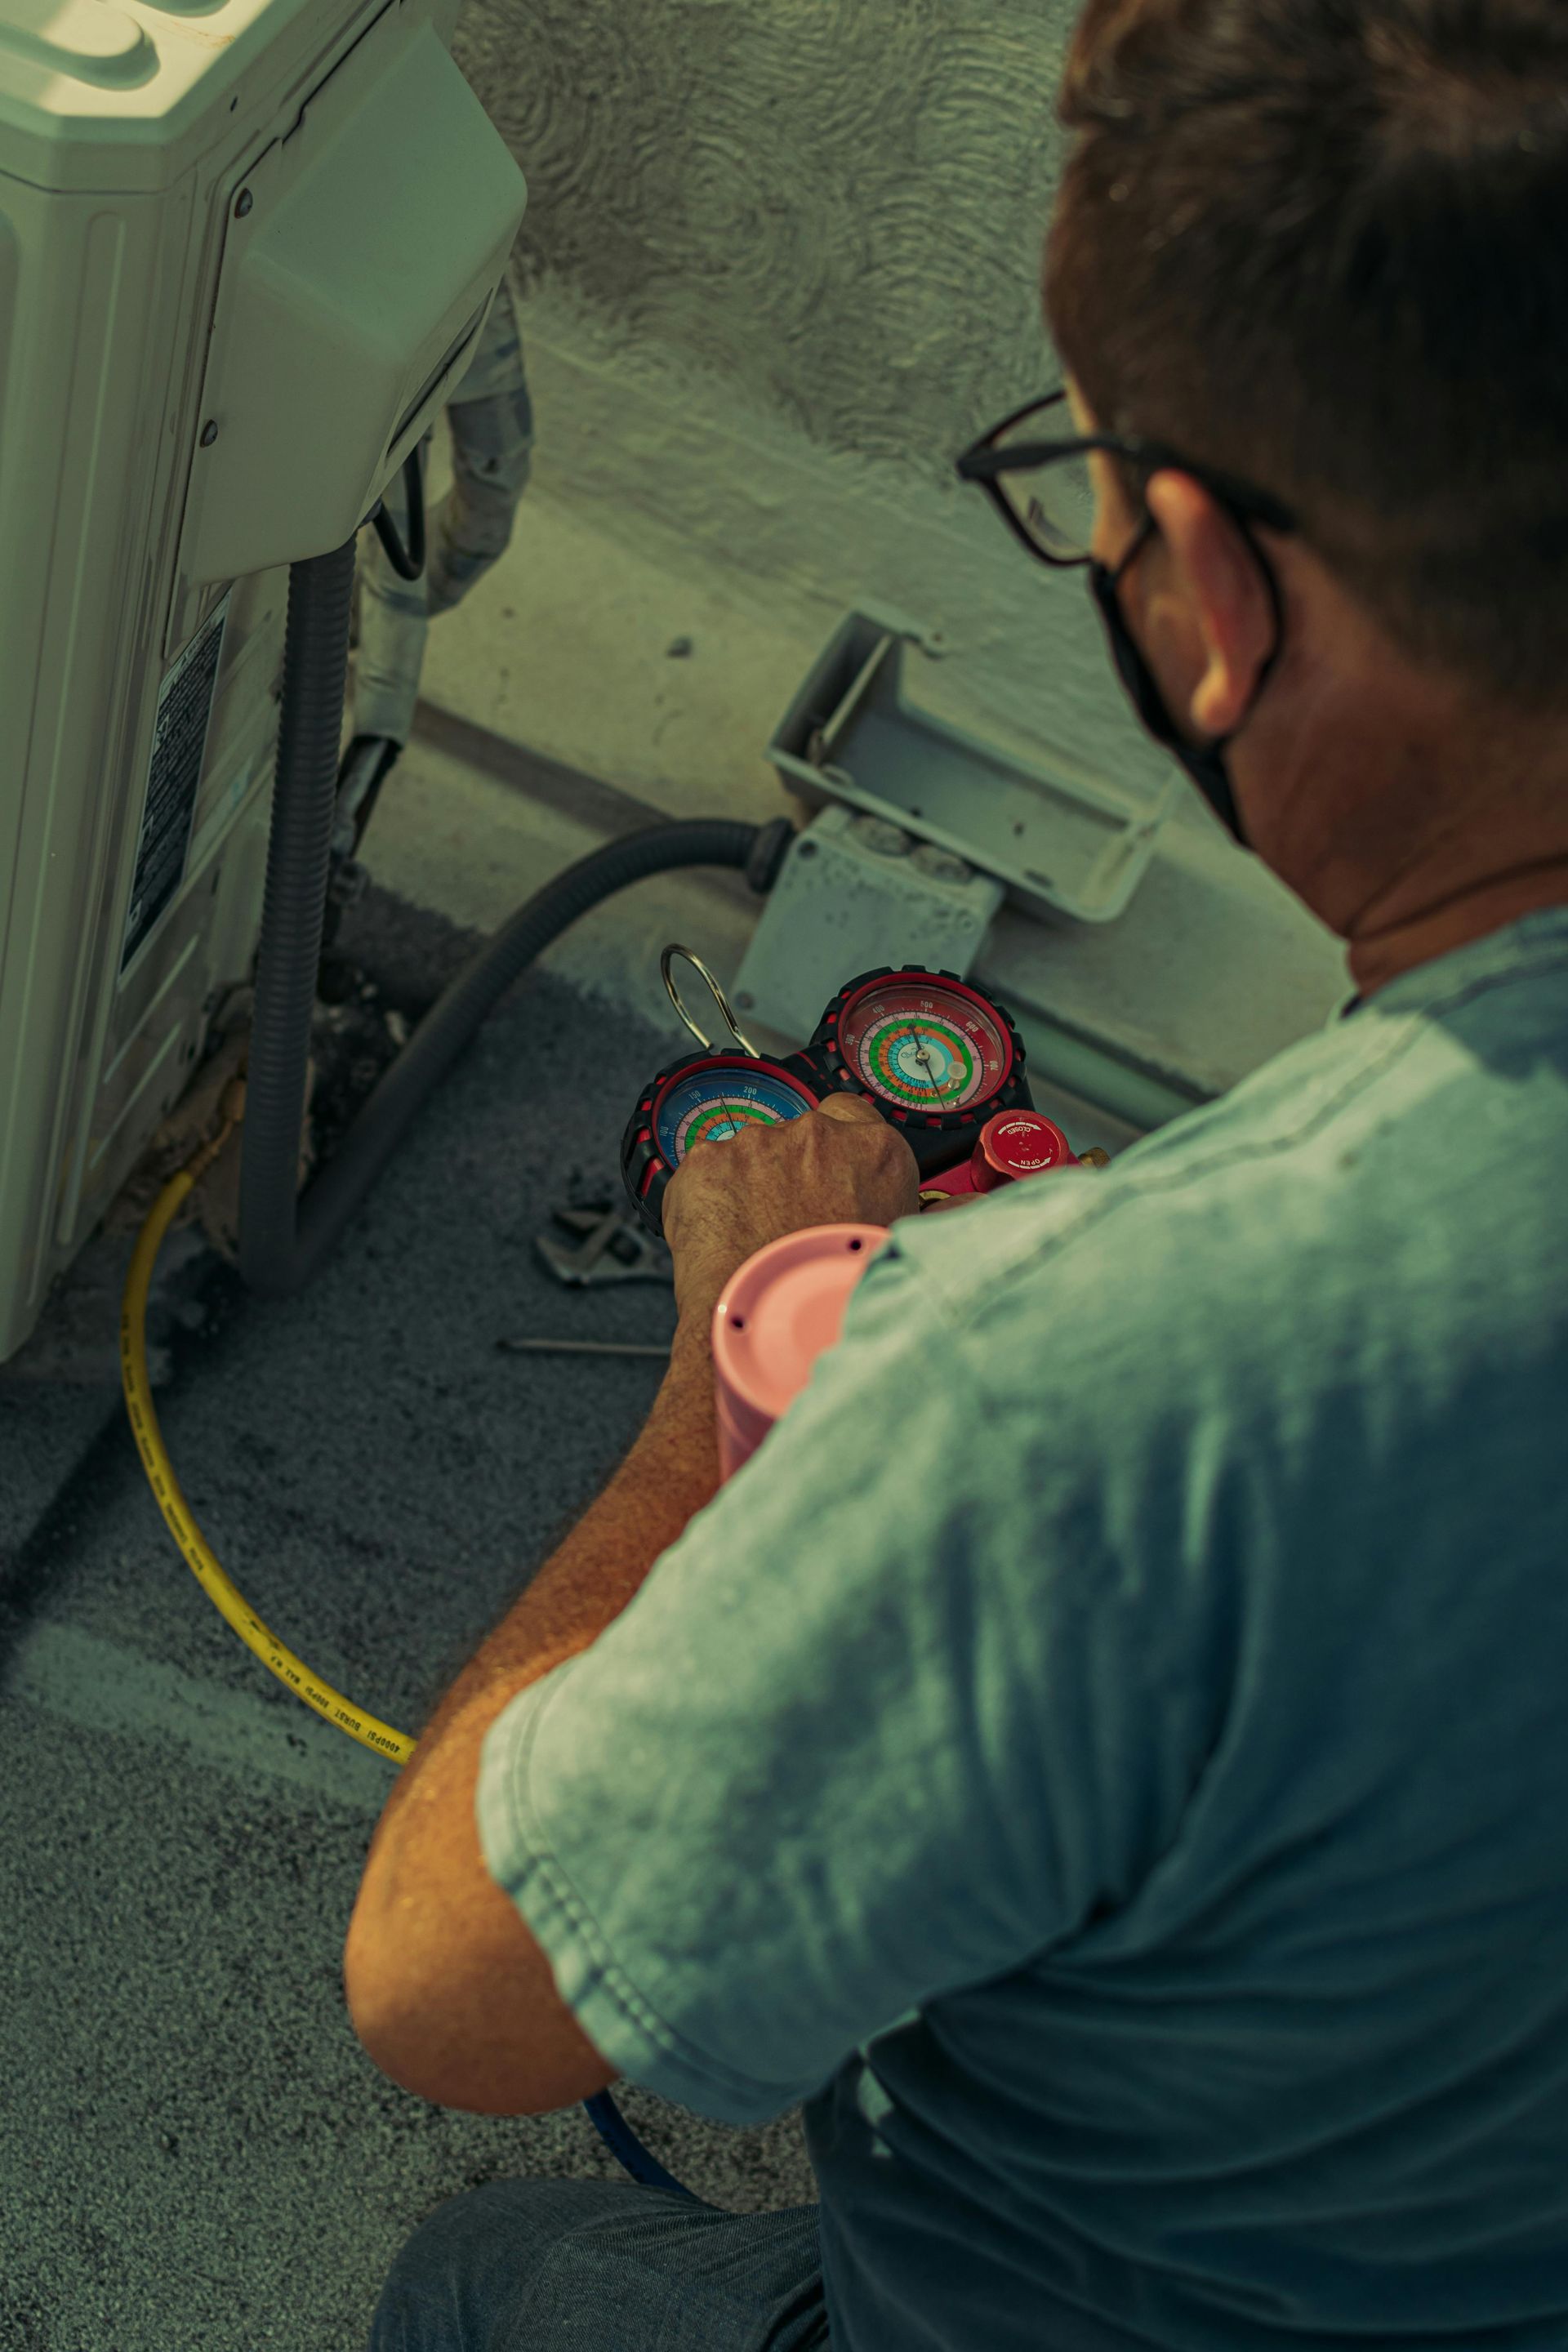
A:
[120, 1094, 698, 2198]
[118, 1094, 415, 1769]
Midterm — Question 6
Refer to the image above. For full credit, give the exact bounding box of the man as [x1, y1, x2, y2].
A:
[345, 0, 1568, 2343]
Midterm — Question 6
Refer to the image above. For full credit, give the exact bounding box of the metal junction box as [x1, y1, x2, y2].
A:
[769, 608, 1178, 929]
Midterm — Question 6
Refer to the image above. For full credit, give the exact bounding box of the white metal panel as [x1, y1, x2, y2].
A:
[0, 0, 521, 1360]
[0, 1, 390, 193]
[178, 11, 525, 580]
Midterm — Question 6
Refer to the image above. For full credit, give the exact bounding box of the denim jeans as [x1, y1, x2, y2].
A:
[367, 2176, 830, 2350]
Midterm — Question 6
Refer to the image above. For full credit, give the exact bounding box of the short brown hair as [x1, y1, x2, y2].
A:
[1045, 0, 1568, 709]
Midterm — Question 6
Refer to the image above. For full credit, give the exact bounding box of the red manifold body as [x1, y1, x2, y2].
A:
[917, 1109, 1079, 1202]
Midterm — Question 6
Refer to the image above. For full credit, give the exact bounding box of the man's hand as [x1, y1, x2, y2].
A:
[662, 1092, 920, 1337]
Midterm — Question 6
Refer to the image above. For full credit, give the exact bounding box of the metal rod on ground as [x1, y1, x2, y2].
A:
[497, 1338, 672, 1360]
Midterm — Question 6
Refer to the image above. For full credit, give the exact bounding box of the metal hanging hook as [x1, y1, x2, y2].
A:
[660, 944, 758, 1058]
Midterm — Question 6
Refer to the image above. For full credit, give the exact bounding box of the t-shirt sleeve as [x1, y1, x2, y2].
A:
[478, 1195, 1229, 2123]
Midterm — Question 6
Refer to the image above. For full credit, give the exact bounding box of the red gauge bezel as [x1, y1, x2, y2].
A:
[818, 969, 1021, 1131]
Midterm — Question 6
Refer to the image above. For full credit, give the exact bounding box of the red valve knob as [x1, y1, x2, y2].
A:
[970, 1110, 1076, 1192]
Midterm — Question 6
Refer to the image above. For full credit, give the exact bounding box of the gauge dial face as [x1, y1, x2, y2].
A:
[840, 980, 1011, 1114]
[654, 1065, 814, 1165]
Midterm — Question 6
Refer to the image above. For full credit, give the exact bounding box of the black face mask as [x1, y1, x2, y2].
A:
[1088, 525, 1263, 850]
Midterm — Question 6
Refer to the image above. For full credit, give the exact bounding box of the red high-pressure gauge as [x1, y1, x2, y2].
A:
[811, 967, 1031, 1178]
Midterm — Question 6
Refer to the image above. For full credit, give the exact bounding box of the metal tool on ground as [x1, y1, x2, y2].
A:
[497, 1338, 672, 1361]
[535, 1203, 674, 1289]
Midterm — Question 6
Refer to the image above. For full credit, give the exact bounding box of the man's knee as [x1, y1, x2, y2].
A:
[368, 2176, 636, 2352]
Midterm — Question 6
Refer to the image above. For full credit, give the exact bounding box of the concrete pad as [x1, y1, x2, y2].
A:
[0, 929, 813, 2352]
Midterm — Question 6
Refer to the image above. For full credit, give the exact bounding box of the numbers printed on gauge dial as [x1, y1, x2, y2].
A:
[654, 1066, 815, 1165]
[840, 981, 1011, 1113]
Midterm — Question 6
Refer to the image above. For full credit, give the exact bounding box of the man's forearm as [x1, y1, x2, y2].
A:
[373, 1328, 719, 1838]
[346, 1104, 917, 2086]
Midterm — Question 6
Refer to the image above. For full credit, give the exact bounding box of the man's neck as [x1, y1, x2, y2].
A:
[1345, 855, 1568, 998]
[1263, 675, 1568, 1000]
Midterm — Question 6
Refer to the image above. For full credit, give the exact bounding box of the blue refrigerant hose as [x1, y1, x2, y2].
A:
[583, 2092, 697, 2198]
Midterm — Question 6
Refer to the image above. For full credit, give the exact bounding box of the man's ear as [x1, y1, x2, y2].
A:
[1144, 471, 1277, 739]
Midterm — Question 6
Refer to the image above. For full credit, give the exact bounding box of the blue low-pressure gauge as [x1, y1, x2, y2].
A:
[655, 1063, 816, 1162]
[623, 1052, 821, 1235]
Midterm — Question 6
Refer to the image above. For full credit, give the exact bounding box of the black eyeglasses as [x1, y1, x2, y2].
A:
[956, 389, 1297, 568]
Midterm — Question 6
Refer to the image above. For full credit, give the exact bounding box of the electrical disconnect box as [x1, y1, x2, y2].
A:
[0, 0, 526, 1362]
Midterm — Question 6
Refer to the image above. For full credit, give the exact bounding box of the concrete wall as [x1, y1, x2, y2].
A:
[452, 0, 1076, 479]
[444, 0, 1190, 816]
[433, 0, 1348, 1101]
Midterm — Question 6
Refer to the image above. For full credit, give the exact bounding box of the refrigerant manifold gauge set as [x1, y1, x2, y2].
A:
[621, 950, 1094, 1236]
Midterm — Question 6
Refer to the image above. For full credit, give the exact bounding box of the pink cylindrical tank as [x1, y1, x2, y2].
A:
[711, 1223, 889, 1481]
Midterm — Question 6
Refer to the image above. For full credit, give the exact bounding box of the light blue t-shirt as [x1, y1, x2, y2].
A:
[479, 910, 1568, 2350]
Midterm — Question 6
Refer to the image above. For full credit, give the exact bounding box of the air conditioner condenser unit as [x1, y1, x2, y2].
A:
[0, 0, 526, 1362]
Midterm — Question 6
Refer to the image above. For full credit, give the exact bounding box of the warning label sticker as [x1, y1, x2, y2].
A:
[121, 594, 231, 974]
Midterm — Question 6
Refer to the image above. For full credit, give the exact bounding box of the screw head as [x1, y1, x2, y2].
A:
[234, 189, 253, 219]
[851, 816, 911, 859]
[199, 420, 219, 448]
[911, 843, 970, 887]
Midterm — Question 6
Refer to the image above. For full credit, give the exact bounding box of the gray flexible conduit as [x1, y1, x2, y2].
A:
[238, 544, 769, 2194]
[238, 541, 762, 1298]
